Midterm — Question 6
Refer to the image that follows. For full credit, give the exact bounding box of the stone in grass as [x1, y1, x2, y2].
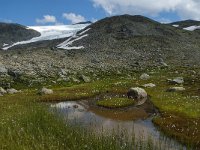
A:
[168, 77, 184, 85]
[39, 87, 53, 95]
[140, 73, 150, 80]
[142, 83, 156, 88]
[80, 75, 91, 83]
[0, 64, 7, 74]
[7, 88, 19, 94]
[127, 87, 148, 100]
[72, 77, 80, 83]
[167, 87, 186, 92]
[0, 87, 7, 95]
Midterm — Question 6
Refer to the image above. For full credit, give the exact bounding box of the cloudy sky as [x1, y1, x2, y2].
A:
[0, 0, 200, 26]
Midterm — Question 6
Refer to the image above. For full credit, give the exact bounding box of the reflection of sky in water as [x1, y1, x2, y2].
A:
[51, 101, 185, 150]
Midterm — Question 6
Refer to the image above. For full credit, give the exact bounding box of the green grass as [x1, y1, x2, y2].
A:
[97, 97, 135, 108]
[0, 92, 173, 150]
[0, 67, 200, 148]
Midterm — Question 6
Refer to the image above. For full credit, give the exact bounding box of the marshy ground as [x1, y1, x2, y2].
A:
[0, 67, 200, 149]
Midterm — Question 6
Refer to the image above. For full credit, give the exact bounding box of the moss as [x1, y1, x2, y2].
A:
[97, 97, 135, 108]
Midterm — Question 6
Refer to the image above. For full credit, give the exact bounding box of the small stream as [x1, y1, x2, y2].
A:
[51, 101, 186, 150]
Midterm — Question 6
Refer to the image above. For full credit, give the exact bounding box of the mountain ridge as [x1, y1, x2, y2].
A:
[0, 22, 41, 48]
[0, 14, 200, 84]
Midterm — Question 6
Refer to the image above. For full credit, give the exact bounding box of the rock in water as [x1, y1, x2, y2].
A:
[39, 87, 53, 95]
[140, 73, 150, 80]
[167, 87, 186, 92]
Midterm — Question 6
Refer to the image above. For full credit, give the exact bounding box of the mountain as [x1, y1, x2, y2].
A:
[0, 15, 200, 82]
[57, 15, 200, 67]
[74, 21, 92, 25]
[0, 22, 40, 48]
[2, 24, 89, 50]
[170, 20, 200, 31]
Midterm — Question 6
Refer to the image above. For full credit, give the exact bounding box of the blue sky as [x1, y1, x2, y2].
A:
[0, 0, 199, 26]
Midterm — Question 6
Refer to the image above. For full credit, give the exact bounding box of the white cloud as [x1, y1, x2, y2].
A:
[63, 13, 86, 24]
[92, 0, 200, 20]
[36, 15, 57, 24]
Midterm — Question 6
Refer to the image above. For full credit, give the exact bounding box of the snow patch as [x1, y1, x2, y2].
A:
[3, 43, 8, 47]
[57, 28, 90, 50]
[183, 25, 200, 31]
[172, 25, 179, 27]
[78, 28, 91, 36]
[2, 24, 90, 50]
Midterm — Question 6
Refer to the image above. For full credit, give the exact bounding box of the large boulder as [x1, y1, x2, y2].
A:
[127, 87, 148, 100]
[127, 87, 148, 105]
[39, 87, 53, 95]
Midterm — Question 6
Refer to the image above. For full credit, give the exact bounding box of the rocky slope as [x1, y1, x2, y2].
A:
[0, 22, 40, 48]
[0, 15, 200, 85]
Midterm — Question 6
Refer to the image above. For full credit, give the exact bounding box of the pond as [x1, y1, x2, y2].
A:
[51, 101, 186, 150]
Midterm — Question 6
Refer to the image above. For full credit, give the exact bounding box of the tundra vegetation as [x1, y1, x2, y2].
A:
[0, 66, 199, 149]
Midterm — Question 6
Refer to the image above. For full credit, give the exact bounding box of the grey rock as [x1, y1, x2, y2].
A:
[168, 77, 184, 84]
[60, 69, 68, 75]
[7, 88, 19, 94]
[140, 73, 150, 80]
[80, 75, 91, 83]
[72, 77, 80, 83]
[39, 87, 53, 95]
[127, 87, 148, 105]
[0, 64, 7, 74]
[161, 62, 168, 67]
[167, 87, 186, 92]
[0, 87, 7, 95]
[142, 83, 156, 88]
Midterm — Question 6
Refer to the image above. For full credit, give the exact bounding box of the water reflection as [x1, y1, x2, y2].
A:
[51, 101, 185, 150]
